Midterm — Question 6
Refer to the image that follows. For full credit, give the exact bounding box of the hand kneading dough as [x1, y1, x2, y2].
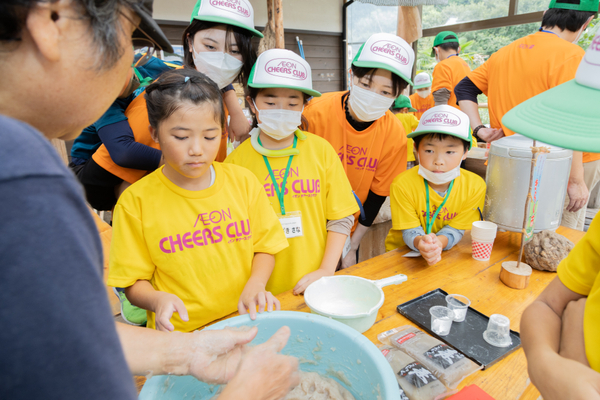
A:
[284, 371, 356, 400]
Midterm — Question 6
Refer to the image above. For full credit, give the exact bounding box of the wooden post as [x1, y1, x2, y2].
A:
[51, 138, 69, 165]
[258, 0, 275, 54]
[274, 0, 284, 49]
[396, 6, 422, 45]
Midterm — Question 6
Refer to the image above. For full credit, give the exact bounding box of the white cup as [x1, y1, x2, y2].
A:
[471, 221, 498, 241]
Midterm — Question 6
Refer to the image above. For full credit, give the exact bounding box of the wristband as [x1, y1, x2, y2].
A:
[472, 125, 486, 141]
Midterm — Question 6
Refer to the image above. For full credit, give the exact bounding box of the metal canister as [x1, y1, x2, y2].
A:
[484, 135, 573, 233]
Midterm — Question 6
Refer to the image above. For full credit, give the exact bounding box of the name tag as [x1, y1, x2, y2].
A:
[278, 211, 303, 239]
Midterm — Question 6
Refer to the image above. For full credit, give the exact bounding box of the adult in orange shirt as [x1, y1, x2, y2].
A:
[431, 31, 471, 109]
[410, 72, 435, 119]
[303, 32, 413, 268]
[455, 0, 597, 230]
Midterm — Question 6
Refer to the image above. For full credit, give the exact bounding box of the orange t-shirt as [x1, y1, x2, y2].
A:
[92, 94, 230, 184]
[468, 32, 600, 162]
[410, 92, 435, 120]
[432, 55, 471, 110]
[303, 91, 407, 206]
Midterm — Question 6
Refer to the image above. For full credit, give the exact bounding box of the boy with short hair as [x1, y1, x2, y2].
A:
[390, 95, 420, 169]
[431, 31, 471, 109]
[385, 105, 486, 265]
[410, 72, 435, 119]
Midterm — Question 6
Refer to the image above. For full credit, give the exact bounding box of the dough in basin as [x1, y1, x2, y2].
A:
[284, 371, 356, 400]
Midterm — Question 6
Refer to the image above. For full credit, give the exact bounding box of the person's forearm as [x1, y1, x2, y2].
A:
[115, 322, 191, 376]
[124, 280, 160, 312]
[350, 223, 369, 251]
[436, 234, 449, 249]
[249, 253, 275, 287]
[319, 231, 347, 273]
[569, 151, 585, 183]
[458, 100, 483, 130]
[223, 90, 245, 120]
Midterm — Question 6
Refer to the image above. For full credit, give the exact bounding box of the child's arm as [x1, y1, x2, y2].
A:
[125, 280, 189, 332]
[293, 231, 348, 295]
[238, 253, 280, 320]
[521, 277, 600, 400]
[222, 89, 251, 143]
[414, 232, 444, 266]
[437, 226, 465, 250]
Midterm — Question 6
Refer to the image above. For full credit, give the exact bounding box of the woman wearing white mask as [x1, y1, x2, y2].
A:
[303, 33, 413, 268]
[384, 106, 486, 266]
[410, 72, 435, 120]
[226, 49, 359, 295]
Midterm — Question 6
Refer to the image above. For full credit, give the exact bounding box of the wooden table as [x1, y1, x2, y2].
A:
[135, 227, 584, 398]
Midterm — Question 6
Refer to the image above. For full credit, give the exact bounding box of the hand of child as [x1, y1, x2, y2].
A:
[186, 326, 259, 384]
[417, 233, 443, 266]
[293, 269, 333, 295]
[154, 292, 189, 332]
[220, 326, 299, 400]
[228, 110, 251, 143]
[238, 278, 280, 320]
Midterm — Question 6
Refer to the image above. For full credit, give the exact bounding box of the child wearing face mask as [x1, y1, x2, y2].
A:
[410, 72, 435, 120]
[384, 106, 486, 266]
[225, 49, 359, 295]
[107, 69, 288, 332]
[303, 33, 414, 269]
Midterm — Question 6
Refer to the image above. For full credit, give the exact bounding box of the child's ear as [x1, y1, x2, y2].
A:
[247, 96, 256, 114]
[149, 125, 159, 143]
[462, 148, 469, 160]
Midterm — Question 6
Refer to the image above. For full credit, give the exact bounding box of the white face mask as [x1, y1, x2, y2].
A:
[573, 25, 586, 44]
[348, 84, 394, 122]
[254, 101, 303, 141]
[192, 50, 243, 89]
[417, 163, 461, 185]
[417, 89, 431, 99]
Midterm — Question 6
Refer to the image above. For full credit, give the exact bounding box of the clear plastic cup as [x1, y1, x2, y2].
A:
[429, 306, 454, 336]
[483, 314, 512, 347]
[445, 294, 471, 322]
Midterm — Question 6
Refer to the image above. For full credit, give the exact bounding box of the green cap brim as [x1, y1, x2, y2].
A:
[503, 80, 600, 152]
[408, 129, 473, 150]
[352, 60, 414, 86]
[408, 107, 418, 112]
[191, 15, 264, 38]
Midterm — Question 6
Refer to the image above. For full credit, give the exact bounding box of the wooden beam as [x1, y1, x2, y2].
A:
[509, 0, 520, 16]
[274, 0, 284, 49]
[422, 11, 543, 37]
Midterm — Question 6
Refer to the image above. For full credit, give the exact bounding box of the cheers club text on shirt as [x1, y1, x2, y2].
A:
[337, 145, 378, 172]
[159, 208, 252, 253]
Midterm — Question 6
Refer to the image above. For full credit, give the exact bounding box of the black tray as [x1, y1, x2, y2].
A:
[396, 288, 521, 369]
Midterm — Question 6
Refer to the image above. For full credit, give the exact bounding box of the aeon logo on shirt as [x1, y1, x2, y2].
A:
[208, 0, 251, 18]
[158, 208, 252, 253]
[262, 167, 321, 197]
[370, 41, 410, 65]
[585, 35, 600, 66]
[422, 112, 461, 128]
[265, 59, 307, 81]
[337, 145, 378, 171]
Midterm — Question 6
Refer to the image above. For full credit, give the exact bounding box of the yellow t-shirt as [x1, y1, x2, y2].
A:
[557, 214, 600, 372]
[107, 163, 288, 332]
[225, 132, 359, 295]
[385, 167, 486, 251]
[395, 113, 420, 162]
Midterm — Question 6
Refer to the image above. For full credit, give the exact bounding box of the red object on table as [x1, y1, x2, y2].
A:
[448, 385, 495, 399]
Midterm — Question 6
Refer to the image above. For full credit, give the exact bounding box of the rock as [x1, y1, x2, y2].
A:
[524, 230, 574, 272]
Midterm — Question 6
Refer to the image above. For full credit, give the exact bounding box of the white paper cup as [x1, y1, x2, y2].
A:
[471, 221, 497, 261]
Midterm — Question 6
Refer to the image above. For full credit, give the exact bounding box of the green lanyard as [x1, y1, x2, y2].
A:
[425, 180, 455, 234]
[258, 134, 298, 215]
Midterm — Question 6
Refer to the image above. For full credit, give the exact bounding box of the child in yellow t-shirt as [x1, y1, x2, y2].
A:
[390, 95, 420, 169]
[225, 49, 359, 296]
[385, 105, 485, 265]
[107, 69, 288, 332]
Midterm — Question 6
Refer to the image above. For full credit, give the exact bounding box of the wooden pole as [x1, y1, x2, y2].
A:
[517, 140, 538, 268]
[274, 0, 284, 49]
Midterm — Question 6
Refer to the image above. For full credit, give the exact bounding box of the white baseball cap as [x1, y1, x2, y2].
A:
[408, 105, 473, 149]
[190, 0, 263, 38]
[502, 31, 600, 152]
[352, 33, 414, 85]
[413, 72, 432, 89]
[248, 49, 321, 97]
